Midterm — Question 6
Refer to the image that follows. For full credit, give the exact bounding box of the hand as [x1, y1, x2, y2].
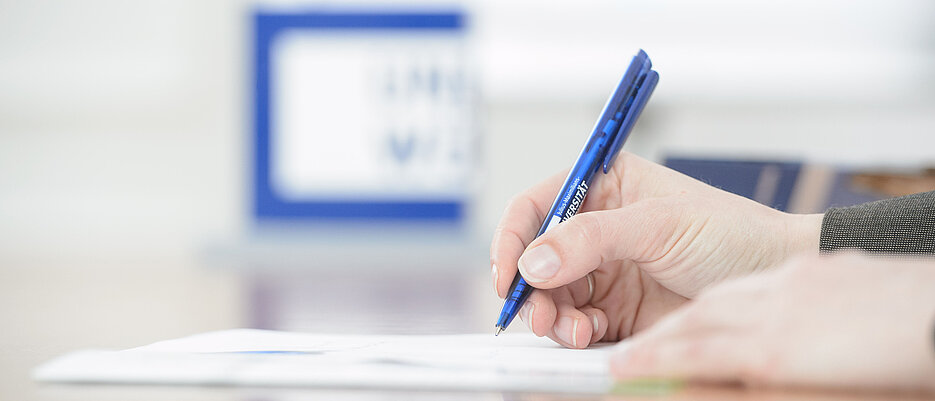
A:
[611, 252, 935, 393]
[490, 153, 822, 348]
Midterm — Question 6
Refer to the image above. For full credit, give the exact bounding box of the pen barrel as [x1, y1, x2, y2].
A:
[496, 274, 532, 329]
[496, 50, 657, 333]
[536, 134, 607, 237]
[496, 135, 608, 331]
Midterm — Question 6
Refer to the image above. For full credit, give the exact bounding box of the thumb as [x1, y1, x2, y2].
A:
[517, 200, 680, 289]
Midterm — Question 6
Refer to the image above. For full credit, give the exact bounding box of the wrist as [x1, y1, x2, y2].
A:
[782, 212, 824, 257]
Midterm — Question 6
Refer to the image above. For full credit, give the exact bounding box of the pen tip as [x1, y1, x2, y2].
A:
[495, 327, 503, 336]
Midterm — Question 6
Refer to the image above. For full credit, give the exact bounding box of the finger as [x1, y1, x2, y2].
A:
[521, 289, 558, 337]
[565, 274, 595, 308]
[546, 290, 594, 349]
[517, 199, 682, 289]
[490, 171, 568, 298]
[628, 279, 766, 345]
[610, 279, 772, 381]
[579, 306, 609, 344]
[611, 334, 762, 385]
[627, 299, 698, 343]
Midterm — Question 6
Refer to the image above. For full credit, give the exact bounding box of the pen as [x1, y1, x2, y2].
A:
[495, 49, 659, 335]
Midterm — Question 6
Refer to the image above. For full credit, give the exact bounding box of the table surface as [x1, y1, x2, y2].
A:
[28, 383, 935, 401]
[3, 262, 932, 401]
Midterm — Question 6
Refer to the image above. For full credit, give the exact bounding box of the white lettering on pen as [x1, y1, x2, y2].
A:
[561, 182, 589, 222]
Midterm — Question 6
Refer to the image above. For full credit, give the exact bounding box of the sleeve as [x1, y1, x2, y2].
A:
[820, 190, 935, 255]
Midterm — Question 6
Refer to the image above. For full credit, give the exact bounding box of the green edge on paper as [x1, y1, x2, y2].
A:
[610, 378, 684, 396]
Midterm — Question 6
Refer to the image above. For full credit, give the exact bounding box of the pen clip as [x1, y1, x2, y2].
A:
[602, 69, 659, 173]
[597, 51, 650, 139]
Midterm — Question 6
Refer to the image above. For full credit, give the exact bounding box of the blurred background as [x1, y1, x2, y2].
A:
[2, 0, 935, 398]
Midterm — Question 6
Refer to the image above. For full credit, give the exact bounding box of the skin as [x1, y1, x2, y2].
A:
[490, 152, 821, 348]
[490, 152, 935, 391]
[612, 253, 935, 393]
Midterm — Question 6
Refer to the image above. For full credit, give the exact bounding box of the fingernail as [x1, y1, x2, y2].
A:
[518, 245, 560, 282]
[491, 263, 499, 296]
[554, 316, 578, 347]
[591, 314, 599, 334]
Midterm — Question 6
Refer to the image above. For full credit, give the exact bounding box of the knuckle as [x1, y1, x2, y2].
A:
[734, 332, 781, 386]
[504, 192, 546, 226]
[737, 352, 777, 386]
[503, 194, 525, 214]
[491, 225, 506, 243]
[572, 213, 603, 244]
[505, 190, 537, 214]
[562, 213, 605, 266]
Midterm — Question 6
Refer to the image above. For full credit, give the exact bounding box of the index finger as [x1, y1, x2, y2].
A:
[490, 170, 568, 298]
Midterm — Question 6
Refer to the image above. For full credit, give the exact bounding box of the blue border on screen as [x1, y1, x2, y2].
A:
[253, 10, 465, 220]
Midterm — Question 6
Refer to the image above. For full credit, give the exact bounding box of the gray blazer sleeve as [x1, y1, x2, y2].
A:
[820, 190, 935, 255]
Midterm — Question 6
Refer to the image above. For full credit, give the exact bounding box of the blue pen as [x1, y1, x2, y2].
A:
[495, 50, 659, 335]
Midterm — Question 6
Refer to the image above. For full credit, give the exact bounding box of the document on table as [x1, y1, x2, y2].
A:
[33, 329, 615, 394]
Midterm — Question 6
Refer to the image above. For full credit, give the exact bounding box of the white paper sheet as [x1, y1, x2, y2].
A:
[33, 329, 614, 394]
